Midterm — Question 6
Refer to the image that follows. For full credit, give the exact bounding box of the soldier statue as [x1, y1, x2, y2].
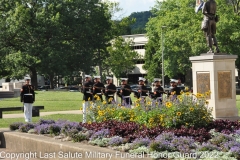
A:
[201, 0, 220, 53]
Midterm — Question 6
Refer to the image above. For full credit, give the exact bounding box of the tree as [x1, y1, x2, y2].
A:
[144, 0, 240, 84]
[105, 36, 140, 79]
[0, 0, 113, 89]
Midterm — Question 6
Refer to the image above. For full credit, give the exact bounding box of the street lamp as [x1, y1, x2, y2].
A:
[161, 26, 167, 88]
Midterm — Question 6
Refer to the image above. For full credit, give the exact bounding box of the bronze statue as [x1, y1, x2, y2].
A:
[201, 0, 220, 53]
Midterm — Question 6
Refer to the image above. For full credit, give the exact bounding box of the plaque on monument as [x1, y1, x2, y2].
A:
[218, 71, 232, 99]
[197, 72, 210, 99]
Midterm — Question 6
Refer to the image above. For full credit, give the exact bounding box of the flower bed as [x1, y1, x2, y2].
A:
[9, 92, 240, 159]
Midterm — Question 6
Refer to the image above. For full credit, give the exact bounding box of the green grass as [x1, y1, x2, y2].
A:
[0, 114, 83, 128]
[0, 91, 83, 112]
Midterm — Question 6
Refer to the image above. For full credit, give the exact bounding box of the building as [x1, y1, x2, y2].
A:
[113, 34, 148, 85]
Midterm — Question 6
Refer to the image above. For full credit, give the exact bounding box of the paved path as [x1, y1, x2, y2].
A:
[2, 110, 82, 119]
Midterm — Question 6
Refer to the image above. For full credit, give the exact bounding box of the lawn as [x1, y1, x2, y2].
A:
[0, 114, 83, 128]
[0, 91, 83, 112]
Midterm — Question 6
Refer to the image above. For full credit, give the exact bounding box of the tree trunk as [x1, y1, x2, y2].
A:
[29, 68, 38, 90]
[49, 73, 55, 89]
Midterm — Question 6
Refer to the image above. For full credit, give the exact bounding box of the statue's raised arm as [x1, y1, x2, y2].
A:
[201, 0, 220, 54]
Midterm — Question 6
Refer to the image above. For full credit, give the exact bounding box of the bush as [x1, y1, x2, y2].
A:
[86, 91, 213, 129]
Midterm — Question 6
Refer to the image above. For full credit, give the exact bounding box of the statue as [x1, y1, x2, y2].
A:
[201, 0, 220, 53]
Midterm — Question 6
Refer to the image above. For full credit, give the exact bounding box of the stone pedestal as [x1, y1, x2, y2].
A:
[2, 83, 13, 91]
[189, 54, 239, 120]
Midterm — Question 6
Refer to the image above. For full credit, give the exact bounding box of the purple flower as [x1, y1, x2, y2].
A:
[108, 136, 124, 146]
[35, 124, 50, 134]
[38, 119, 55, 125]
[19, 123, 35, 133]
[155, 132, 176, 142]
[131, 137, 151, 149]
[90, 129, 110, 140]
[197, 142, 220, 151]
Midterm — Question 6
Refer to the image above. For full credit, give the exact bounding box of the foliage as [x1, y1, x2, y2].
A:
[85, 91, 213, 129]
[0, 0, 114, 88]
[105, 36, 140, 78]
[144, 0, 240, 80]
[129, 11, 153, 34]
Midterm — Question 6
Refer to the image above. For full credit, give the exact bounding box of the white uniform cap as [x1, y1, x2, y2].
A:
[106, 76, 113, 80]
[170, 79, 178, 83]
[154, 78, 161, 82]
[85, 75, 91, 78]
[138, 77, 146, 81]
[94, 76, 101, 79]
[120, 78, 128, 81]
[24, 77, 31, 80]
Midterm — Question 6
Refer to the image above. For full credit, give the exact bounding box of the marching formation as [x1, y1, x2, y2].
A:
[81, 75, 183, 123]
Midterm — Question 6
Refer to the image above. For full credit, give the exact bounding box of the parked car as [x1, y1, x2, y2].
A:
[38, 85, 50, 90]
[69, 86, 79, 92]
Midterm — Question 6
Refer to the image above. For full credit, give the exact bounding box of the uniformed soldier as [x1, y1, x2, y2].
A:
[20, 77, 35, 122]
[93, 76, 105, 102]
[169, 79, 181, 101]
[82, 75, 93, 123]
[136, 77, 148, 100]
[151, 78, 165, 103]
[119, 78, 132, 107]
[104, 76, 116, 104]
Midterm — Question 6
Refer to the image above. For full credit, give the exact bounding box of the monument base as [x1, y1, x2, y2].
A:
[214, 117, 240, 121]
[190, 54, 239, 120]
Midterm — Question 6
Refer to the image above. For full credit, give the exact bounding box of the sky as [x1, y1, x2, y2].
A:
[110, 0, 157, 18]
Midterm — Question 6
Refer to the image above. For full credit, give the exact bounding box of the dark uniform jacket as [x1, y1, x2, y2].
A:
[20, 84, 35, 103]
[170, 87, 181, 95]
[93, 82, 105, 95]
[135, 85, 148, 99]
[83, 81, 93, 101]
[120, 84, 131, 97]
[153, 85, 164, 99]
[104, 83, 116, 97]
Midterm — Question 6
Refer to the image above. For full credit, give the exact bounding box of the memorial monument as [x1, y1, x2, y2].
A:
[190, 0, 239, 120]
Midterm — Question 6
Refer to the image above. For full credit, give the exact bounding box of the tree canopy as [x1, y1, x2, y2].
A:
[0, 0, 113, 88]
[144, 0, 240, 84]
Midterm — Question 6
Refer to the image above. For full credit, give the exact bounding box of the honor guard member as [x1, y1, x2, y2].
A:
[119, 78, 132, 107]
[169, 79, 181, 101]
[152, 78, 164, 103]
[82, 75, 93, 123]
[93, 76, 105, 102]
[20, 77, 35, 122]
[136, 77, 148, 100]
[104, 76, 116, 104]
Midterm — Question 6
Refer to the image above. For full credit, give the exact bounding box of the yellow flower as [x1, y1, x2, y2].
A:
[90, 101, 93, 104]
[79, 107, 83, 110]
[136, 103, 140, 107]
[180, 90, 184, 95]
[147, 101, 151, 105]
[171, 91, 176, 95]
[155, 102, 158, 105]
[190, 107, 194, 111]
[205, 101, 209, 105]
[176, 112, 181, 116]
[102, 101, 107, 104]
[148, 118, 154, 123]
[185, 86, 189, 91]
[97, 97, 101, 100]
[186, 123, 189, 125]
[108, 98, 113, 102]
[165, 102, 173, 108]
[205, 91, 210, 96]
[97, 106, 100, 109]
[118, 104, 121, 107]
[185, 92, 190, 96]
[82, 100, 85, 103]
[88, 97, 91, 101]
[177, 95, 182, 99]
[196, 93, 202, 98]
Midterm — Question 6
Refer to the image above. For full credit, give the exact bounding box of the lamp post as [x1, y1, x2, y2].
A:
[161, 26, 167, 88]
